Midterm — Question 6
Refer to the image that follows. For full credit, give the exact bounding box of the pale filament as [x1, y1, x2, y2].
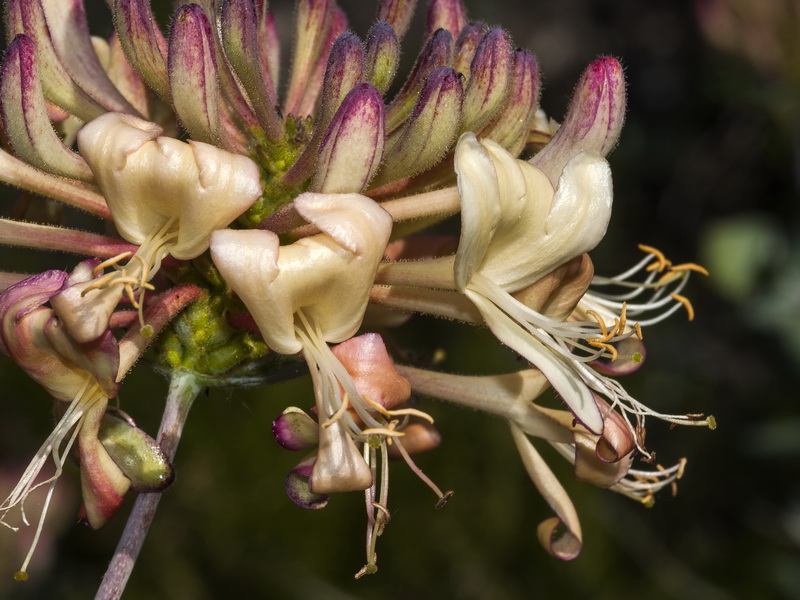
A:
[81, 218, 178, 327]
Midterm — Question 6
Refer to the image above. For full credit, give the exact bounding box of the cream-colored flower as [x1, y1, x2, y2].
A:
[52, 112, 262, 342]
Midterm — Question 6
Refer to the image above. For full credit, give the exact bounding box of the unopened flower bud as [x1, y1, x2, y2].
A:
[168, 4, 223, 145]
[426, 0, 467, 39]
[273, 407, 320, 451]
[284, 0, 334, 116]
[0, 34, 93, 180]
[331, 333, 411, 413]
[377, 66, 463, 184]
[364, 21, 400, 94]
[313, 83, 385, 193]
[531, 57, 626, 186]
[387, 420, 442, 458]
[286, 454, 329, 509]
[386, 28, 453, 132]
[453, 22, 488, 79]
[377, 0, 418, 40]
[316, 32, 364, 131]
[460, 28, 513, 134]
[112, 0, 170, 101]
[481, 49, 541, 156]
[98, 412, 174, 492]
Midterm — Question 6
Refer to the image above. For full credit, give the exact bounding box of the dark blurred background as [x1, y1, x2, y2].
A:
[2, 0, 800, 598]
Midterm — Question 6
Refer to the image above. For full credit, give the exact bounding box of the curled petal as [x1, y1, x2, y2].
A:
[510, 423, 582, 560]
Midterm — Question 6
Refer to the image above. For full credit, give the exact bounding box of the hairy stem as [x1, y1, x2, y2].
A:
[94, 371, 202, 600]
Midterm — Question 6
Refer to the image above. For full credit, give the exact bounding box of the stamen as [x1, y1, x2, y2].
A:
[669, 292, 695, 321]
[670, 263, 709, 276]
[638, 244, 671, 272]
[91, 252, 133, 273]
[392, 437, 453, 506]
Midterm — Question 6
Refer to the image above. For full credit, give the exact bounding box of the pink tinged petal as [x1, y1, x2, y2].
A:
[106, 33, 151, 119]
[596, 406, 636, 464]
[0, 148, 110, 219]
[385, 28, 454, 133]
[296, 6, 347, 118]
[364, 21, 400, 94]
[117, 284, 204, 380]
[590, 335, 646, 376]
[111, 0, 169, 100]
[425, 0, 467, 40]
[313, 83, 385, 193]
[531, 57, 626, 186]
[481, 49, 541, 155]
[283, 0, 333, 117]
[286, 454, 329, 509]
[331, 333, 411, 412]
[0, 218, 135, 257]
[377, 0, 418, 40]
[39, 0, 141, 116]
[460, 28, 513, 134]
[273, 407, 320, 451]
[220, 0, 282, 141]
[168, 4, 225, 146]
[0, 35, 93, 180]
[509, 422, 583, 560]
[453, 22, 487, 79]
[310, 419, 372, 494]
[98, 413, 174, 492]
[78, 398, 130, 529]
[4, 0, 106, 120]
[376, 66, 463, 186]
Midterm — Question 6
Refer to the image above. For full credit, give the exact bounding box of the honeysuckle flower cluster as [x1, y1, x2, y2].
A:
[0, 0, 716, 593]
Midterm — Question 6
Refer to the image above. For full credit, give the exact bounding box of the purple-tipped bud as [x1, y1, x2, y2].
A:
[376, 66, 463, 185]
[111, 0, 169, 100]
[531, 57, 626, 186]
[36, 0, 140, 116]
[364, 21, 400, 94]
[168, 4, 223, 145]
[98, 412, 174, 492]
[377, 0, 418, 40]
[426, 0, 467, 39]
[316, 31, 364, 131]
[286, 454, 329, 509]
[0, 34, 93, 180]
[5, 0, 106, 120]
[273, 407, 320, 451]
[460, 28, 513, 134]
[385, 28, 453, 133]
[221, 0, 283, 140]
[481, 49, 540, 155]
[283, 0, 333, 116]
[313, 83, 385, 193]
[453, 22, 488, 78]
